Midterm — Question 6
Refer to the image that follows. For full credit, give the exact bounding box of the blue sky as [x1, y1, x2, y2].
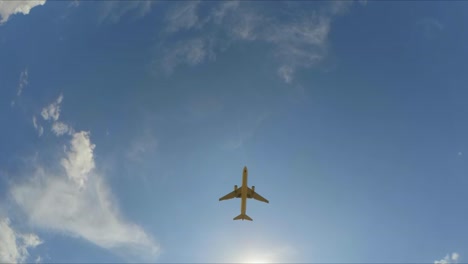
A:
[1, 0, 468, 263]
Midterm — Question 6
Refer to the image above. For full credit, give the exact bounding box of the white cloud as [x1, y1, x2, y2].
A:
[435, 252, 460, 264]
[0, 0, 46, 24]
[0, 218, 20, 264]
[51, 121, 72, 136]
[11, 171, 159, 260]
[32, 116, 43, 137]
[10, 91, 157, 261]
[17, 69, 28, 97]
[0, 218, 43, 264]
[10, 131, 159, 261]
[19, 233, 43, 248]
[41, 94, 63, 122]
[60, 131, 95, 188]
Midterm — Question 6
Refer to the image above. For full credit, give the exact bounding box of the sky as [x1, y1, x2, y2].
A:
[0, 0, 468, 263]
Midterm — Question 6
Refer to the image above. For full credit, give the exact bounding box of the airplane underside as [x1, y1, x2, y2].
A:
[219, 166, 269, 221]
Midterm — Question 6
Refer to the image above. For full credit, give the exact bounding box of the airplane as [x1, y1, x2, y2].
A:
[219, 166, 269, 221]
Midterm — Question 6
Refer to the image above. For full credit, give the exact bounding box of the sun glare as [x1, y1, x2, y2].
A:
[240, 257, 272, 264]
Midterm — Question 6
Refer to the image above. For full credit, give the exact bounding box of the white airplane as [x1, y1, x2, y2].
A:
[219, 166, 269, 221]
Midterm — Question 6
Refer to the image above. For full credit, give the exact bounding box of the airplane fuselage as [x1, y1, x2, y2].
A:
[240, 167, 248, 215]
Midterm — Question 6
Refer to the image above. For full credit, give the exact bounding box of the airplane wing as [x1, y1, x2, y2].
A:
[247, 187, 269, 203]
[219, 188, 242, 201]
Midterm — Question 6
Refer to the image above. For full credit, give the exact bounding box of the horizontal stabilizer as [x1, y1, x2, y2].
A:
[233, 214, 253, 221]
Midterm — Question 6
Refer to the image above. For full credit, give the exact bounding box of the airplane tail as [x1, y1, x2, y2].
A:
[233, 214, 253, 221]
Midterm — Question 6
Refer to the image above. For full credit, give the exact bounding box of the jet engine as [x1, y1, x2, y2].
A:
[234, 185, 238, 191]
[251, 186, 255, 192]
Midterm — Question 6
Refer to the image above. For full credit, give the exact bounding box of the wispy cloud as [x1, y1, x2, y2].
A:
[11, 131, 159, 261]
[266, 14, 330, 82]
[211, 1, 239, 25]
[51, 121, 72, 136]
[223, 112, 269, 150]
[416, 18, 444, 39]
[9, 94, 160, 261]
[17, 69, 28, 97]
[98, 1, 153, 24]
[127, 129, 158, 162]
[0, 0, 46, 24]
[156, 1, 357, 83]
[165, 1, 201, 33]
[160, 37, 216, 74]
[278, 65, 294, 84]
[11, 68, 29, 107]
[40, 94, 74, 137]
[32, 116, 43, 137]
[41, 94, 63, 122]
[329, 0, 354, 15]
[69, 0, 80, 8]
[228, 10, 265, 41]
[435, 252, 460, 264]
[0, 218, 43, 264]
